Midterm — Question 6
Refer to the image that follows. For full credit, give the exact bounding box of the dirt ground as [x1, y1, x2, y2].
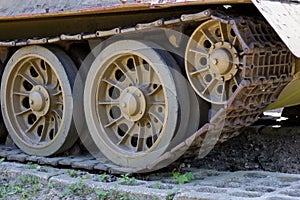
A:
[184, 120, 300, 174]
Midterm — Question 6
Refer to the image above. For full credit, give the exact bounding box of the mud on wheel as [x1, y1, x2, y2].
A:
[84, 40, 200, 172]
[1, 45, 78, 156]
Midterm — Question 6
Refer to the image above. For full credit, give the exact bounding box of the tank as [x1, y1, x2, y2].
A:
[0, 0, 299, 173]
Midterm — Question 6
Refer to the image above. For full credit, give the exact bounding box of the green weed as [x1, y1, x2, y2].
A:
[119, 174, 137, 185]
[172, 172, 195, 185]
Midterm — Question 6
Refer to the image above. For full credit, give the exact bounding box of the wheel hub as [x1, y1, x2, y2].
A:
[119, 86, 146, 121]
[29, 85, 50, 115]
[208, 42, 238, 81]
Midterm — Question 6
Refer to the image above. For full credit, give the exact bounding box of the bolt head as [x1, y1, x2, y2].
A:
[213, 59, 218, 65]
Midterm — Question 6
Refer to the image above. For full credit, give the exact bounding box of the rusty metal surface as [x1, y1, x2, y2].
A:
[252, 0, 300, 58]
[0, 0, 251, 20]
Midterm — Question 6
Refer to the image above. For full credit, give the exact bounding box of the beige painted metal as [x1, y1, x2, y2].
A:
[0, 0, 251, 21]
[252, 0, 300, 58]
[84, 40, 200, 170]
[185, 19, 242, 104]
[0, 46, 78, 156]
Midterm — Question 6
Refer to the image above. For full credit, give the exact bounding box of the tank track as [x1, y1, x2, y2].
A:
[0, 9, 294, 173]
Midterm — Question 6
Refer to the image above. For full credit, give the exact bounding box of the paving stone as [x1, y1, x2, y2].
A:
[37, 157, 65, 166]
[2, 161, 300, 200]
[26, 155, 41, 162]
[71, 159, 99, 170]
[93, 162, 109, 171]
[7, 153, 28, 162]
[58, 156, 86, 166]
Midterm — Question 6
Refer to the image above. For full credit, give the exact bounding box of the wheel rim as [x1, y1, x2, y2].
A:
[1, 46, 77, 156]
[85, 40, 191, 169]
[185, 19, 243, 104]
[0, 61, 6, 143]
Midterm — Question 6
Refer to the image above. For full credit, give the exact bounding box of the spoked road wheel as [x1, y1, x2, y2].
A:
[185, 19, 243, 104]
[84, 40, 199, 171]
[1, 45, 78, 156]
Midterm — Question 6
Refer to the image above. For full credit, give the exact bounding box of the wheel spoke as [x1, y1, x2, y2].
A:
[233, 76, 239, 87]
[105, 116, 124, 128]
[149, 120, 157, 143]
[117, 123, 135, 145]
[221, 82, 226, 102]
[232, 36, 239, 46]
[190, 66, 209, 76]
[98, 100, 119, 105]
[15, 108, 31, 116]
[39, 117, 50, 141]
[149, 108, 164, 125]
[201, 29, 217, 44]
[114, 61, 135, 84]
[189, 48, 208, 56]
[13, 91, 30, 96]
[29, 60, 45, 84]
[52, 89, 62, 96]
[53, 109, 63, 120]
[44, 61, 52, 85]
[147, 64, 153, 84]
[220, 22, 229, 41]
[148, 100, 165, 105]
[18, 73, 38, 86]
[136, 131, 144, 152]
[132, 56, 143, 85]
[102, 78, 125, 91]
[147, 84, 162, 96]
[25, 115, 42, 133]
[56, 101, 64, 105]
[202, 79, 218, 94]
[53, 114, 60, 136]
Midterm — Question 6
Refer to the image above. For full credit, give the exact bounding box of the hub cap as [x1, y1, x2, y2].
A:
[119, 86, 146, 121]
[29, 85, 51, 115]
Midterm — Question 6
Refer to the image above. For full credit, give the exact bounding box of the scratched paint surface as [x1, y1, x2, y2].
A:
[252, 0, 300, 58]
[0, 0, 250, 18]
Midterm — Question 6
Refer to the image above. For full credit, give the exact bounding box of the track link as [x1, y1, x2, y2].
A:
[0, 9, 294, 173]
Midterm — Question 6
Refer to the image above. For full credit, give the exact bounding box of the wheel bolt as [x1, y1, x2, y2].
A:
[122, 103, 126, 108]
[213, 59, 218, 65]
[30, 100, 33, 105]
